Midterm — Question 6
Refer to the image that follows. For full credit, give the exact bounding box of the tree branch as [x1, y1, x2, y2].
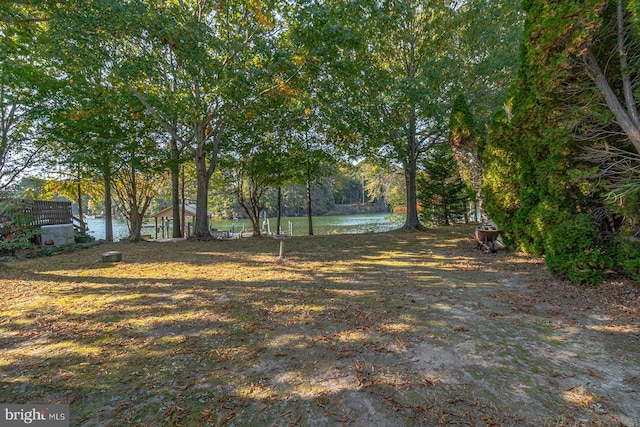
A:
[126, 84, 188, 150]
[583, 48, 640, 154]
[617, 0, 640, 128]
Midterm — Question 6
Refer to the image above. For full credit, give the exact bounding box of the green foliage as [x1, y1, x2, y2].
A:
[615, 238, 640, 280]
[482, 0, 640, 285]
[483, 108, 523, 246]
[332, 167, 364, 205]
[511, 203, 560, 256]
[544, 214, 612, 286]
[487, 107, 609, 260]
[452, 0, 523, 122]
[417, 143, 470, 226]
[449, 94, 485, 216]
[450, 94, 476, 144]
[358, 161, 405, 208]
[0, 199, 38, 254]
[294, 0, 469, 230]
[209, 193, 237, 220]
[0, 3, 53, 190]
[74, 230, 94, 244]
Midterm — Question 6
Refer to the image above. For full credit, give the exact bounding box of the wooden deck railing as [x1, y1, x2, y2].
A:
[24, 200, 73, 227]
[2, 199, 87, 233]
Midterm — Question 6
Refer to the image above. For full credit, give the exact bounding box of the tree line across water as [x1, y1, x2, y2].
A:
[2, 1, 640, 284]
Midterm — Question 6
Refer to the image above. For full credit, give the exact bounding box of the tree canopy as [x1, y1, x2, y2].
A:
[484, 0, 640, 284]
[9, 0, 640, 285]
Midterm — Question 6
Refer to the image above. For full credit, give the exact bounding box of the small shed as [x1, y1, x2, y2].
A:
[150, 203, 199, 239]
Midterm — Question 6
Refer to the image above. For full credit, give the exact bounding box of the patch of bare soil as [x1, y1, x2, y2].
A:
[251, 232, 639, 426]
[0, 225, 638, 426]
[271, 231, 640, 426]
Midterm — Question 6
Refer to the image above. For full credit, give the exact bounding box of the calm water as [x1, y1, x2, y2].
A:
[85, 213, 403, 241]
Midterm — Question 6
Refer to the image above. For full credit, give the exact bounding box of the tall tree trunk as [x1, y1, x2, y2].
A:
[277, 186, 282, 234]
[126, 169, 143, 242]
[192, 119, 224, 239]
[181, 166, 186, 237]
[403, 165, 423, 230]
[127, 207, 144, 241]
[251, 210, 261, 237]
[76, 180, 84, 231]
[194, 150, 211, 238]
[103, 168, 113, 242]
[443, 196, 449, 226]
[249, 186, 263, 237]
[236, 178, 263, 237]
[193, 120, 213, 238]
[171, 137, 183, 238]
[403, 110, 426, 231]
[128, 211, 144, 241]
[306, 178, 313, 236]
[477, 196, 487, 222]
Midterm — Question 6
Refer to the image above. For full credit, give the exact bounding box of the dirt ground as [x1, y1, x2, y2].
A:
[0, 225, 638, 426]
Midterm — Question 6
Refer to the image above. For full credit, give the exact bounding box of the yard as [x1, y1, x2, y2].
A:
[1, 225, 638, 426]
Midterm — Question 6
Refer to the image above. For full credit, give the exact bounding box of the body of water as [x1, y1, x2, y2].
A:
[84, 212, 404, 241]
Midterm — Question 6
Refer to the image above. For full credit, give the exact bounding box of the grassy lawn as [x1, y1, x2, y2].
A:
[1, 225, 638, 426]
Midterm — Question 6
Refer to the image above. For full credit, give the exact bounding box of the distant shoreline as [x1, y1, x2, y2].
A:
[85, 211, 401, 241]
[322, 203, 391, 217]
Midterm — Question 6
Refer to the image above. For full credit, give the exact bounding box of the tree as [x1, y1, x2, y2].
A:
[570, 0, 640, 218]
[42, 172, 101, 228]
[417, 142, 469, 226]
[513, 0, 640, 202]
[45, 84, 125, 242]
[38, 0, 146, 242]
[295, 0, 460, 231]
[358, 161, 405, 209]
[482, 109, 520, 232]
[331, 165, 365, 205]
[449, 94, 484, 221]
[447, 0, 523, 223]
[581, 1, 640, 154]
[289, 126, 337, 236]
[228, 134, 283, 237]
[167, 135, 187, 238]
[110, 120, 164, 242]
[121, 0, 294, 239]
[452, 0, 524, 123]
[32, 0, 295, 239]
[482, 0, 640, 284]
[0, 4, 51, 190]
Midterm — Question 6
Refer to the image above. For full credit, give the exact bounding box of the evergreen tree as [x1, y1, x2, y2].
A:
[482, 0, 640, 284]
[417, 143, 469, 226]
[449, 94, 484, 221]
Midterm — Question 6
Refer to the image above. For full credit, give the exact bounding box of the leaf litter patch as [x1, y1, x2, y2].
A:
[0, 225, 638, 426]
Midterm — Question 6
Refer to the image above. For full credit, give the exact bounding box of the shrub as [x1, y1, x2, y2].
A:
[616, 239, 640, 281]
[74, 230, 94, 244]
[0, 199, 39, 256]
[544, 214, 612, 286]
[513, 202, 570, 256]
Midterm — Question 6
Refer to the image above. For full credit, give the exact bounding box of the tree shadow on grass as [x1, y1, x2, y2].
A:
[1, 226, 638, 425]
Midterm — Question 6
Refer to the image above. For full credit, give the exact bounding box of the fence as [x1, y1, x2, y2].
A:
[23, 200, 74, 227]
[1, 199, 88, 236]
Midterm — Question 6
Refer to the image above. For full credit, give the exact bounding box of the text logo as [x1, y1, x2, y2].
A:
[0, 405, 69, 427]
